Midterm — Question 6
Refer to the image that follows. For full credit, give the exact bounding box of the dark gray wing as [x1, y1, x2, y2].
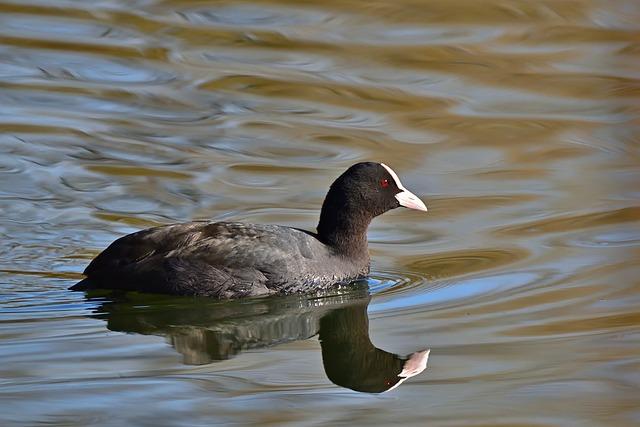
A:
[85, 221, 324, 275]
[78, 221, 334, 297]
[84, 222, 207, 276]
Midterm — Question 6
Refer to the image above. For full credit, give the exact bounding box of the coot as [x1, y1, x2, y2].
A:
[71, 162, 427, 298]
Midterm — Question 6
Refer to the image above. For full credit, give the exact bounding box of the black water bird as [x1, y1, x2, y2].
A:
[71, 162, 427, 298]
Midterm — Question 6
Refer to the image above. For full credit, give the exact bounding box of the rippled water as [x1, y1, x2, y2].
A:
[1, 0, 639, 425]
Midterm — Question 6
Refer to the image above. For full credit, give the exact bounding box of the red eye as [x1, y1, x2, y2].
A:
[380, 179, 389, 188]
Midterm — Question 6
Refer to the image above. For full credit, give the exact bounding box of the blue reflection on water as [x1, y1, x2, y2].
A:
[369, 271, 541, 313]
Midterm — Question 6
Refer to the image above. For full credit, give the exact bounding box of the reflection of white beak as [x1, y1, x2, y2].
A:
[380, 163, 428, 212]
[385, 349, 431, 393]
[399, 349, 431, 378]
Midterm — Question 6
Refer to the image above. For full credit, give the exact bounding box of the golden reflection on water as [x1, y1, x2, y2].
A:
[0, 0, 639, 425]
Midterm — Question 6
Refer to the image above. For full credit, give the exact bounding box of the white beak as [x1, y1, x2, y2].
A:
[381, 163, 428, 212]
[395, 189, 428, 212]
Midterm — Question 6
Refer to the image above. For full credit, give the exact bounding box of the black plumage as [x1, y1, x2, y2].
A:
[71, 162, 427, 298]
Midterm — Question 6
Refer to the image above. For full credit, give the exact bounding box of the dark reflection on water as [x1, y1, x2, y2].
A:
[319, 298, 429, 393]
[91, 285, 429, 393]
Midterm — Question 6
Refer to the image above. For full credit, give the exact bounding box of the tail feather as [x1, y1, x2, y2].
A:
[69, 278, 97, 291]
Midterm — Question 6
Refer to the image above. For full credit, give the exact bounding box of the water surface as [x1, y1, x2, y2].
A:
[1, 0, 639, 426]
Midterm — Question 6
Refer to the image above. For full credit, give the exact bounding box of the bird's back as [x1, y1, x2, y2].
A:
[74, 221, 369, 297]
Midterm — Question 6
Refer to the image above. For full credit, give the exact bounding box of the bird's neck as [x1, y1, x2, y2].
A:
[317, 199, 372, 258]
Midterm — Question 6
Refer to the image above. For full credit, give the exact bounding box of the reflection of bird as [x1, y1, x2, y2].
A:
[320, 301, 430, 393]
[72, 162, 427, 298]
[92, 287, 429, 393]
